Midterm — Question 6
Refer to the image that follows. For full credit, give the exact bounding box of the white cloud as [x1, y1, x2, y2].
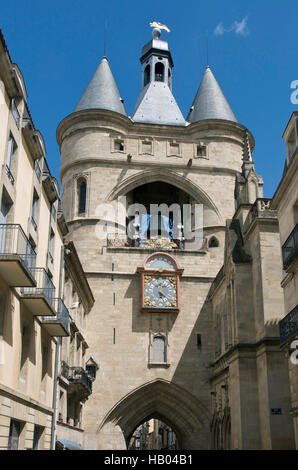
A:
[214, 17, 249, 37]
[214, 22, 225, 36]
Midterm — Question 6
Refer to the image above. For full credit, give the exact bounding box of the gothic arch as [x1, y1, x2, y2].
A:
[105, 168, 223, 225]
[96, 379, 211, 450]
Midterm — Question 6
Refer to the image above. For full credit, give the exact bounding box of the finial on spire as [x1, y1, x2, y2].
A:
[149, 21, 170, 39]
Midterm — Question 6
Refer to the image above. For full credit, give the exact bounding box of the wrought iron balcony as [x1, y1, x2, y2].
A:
[0, 224, 36, 287]
[282, 223, 298, 270]
[20, 267, 55, 316]
[39, 298, 70, 337]
[280, 305, 298, 345]
[68, 366, 93, 399]
[5, 164, 15, 185]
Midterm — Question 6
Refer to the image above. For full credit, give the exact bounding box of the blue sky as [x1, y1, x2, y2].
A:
[2, 0, 297, 196]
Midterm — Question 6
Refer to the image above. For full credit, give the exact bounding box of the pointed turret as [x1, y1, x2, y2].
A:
[74, 56, 127, 116]
[187, 66, 237, 124]
[132, 27, 185, 126]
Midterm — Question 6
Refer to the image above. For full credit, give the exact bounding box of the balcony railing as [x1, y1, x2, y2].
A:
[0, 224, 36, 274]
[20, 267, 55, 310]
[48, 251, 53, 264]
[5, 164, 15, 185]
[31, 216, 37, 231]
[39, 298, 70, 336]
[280, 305, 298, 345]
[68, 367, 93, 396]
[107, 234, 207, 251]
[282, 223, 298, 270]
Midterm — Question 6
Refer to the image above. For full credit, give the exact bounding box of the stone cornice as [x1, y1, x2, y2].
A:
[85, 270, 215, 282]
[60, 156, 241, 180]
[210, 337, 281, 378]
[56, 108, 254, 149]
[0, 381, 53, 414]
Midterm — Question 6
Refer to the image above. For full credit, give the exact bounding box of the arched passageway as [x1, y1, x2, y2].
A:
[128, 418, 179, 450]
[96, 379, 211, 450]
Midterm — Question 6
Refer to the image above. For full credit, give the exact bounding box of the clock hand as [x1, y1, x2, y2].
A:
[159, 288, 172, 301]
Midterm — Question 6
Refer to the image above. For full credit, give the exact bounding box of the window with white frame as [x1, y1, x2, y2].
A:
[48, 229, 55, 263]
[6, 134, 17, 184]
[31, 190, 39, 231]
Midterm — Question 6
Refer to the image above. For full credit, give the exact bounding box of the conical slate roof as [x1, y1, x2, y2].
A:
[132, 82, 186, 126]
[74, 57, 127, 115]
[187, 66, 237, 123]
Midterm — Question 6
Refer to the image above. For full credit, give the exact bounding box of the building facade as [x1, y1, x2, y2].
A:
[0, 30, 95, 450]
[272, 112, 298, 447]
[56, 26, 296, 449]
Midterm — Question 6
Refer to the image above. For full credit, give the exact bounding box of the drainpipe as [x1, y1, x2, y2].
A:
[50, 243, 65, 450]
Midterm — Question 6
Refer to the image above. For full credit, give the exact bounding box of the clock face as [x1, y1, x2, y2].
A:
[146, 256, 175, 270]
[144, 276, 177, 308]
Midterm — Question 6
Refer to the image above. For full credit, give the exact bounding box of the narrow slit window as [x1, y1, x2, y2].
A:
[78, 180, 87, 215]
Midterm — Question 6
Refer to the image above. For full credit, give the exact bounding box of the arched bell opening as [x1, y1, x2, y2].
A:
[106, 170, 223, 250]
[125, 181, 195, 249]
[155, 62, 165, 82]
[143, 64, 151, 87]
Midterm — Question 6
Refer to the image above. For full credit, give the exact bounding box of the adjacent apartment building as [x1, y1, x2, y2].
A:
[0, 30, 95, 450]
[272, 112, 298, 446]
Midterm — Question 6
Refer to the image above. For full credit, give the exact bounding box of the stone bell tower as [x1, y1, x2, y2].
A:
[57, 25, 258, 449]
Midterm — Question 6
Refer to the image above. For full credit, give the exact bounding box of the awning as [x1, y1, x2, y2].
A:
[56, 439, 84, 450]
